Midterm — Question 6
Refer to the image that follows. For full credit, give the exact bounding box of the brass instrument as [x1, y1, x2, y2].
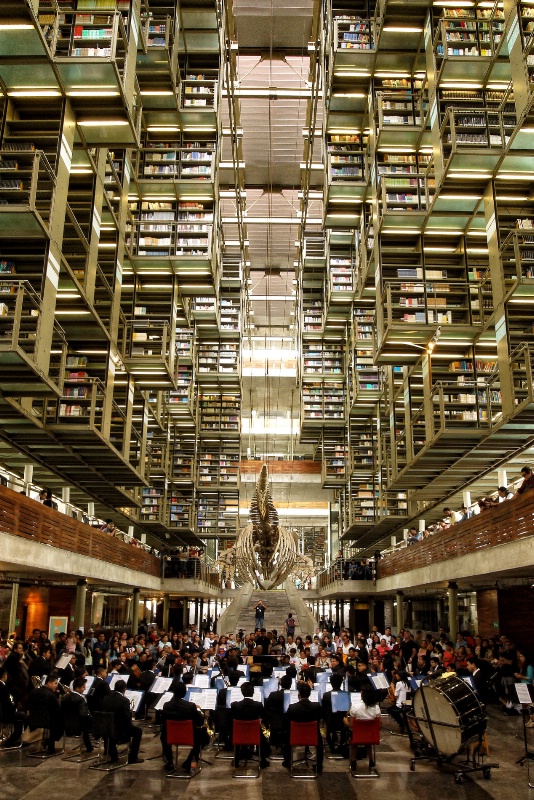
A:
[31, 676, 43, 689]
[56, 681, 71, 697]
[261, 721, 271, 739]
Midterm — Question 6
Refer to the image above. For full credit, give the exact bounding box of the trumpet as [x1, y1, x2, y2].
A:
[261, 721, 271, 739]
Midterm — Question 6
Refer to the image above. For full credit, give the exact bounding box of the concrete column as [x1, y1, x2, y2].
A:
[368, 598, 375, 632]
[131, 588, 140, 635]
[62, 487, 70, 504]
[8, 580, 19, 633]
[74, 580, 87, 632]
[448, 582, 459, 637]
[162, 593, 169, 631]
[92, 593, 104, 626]
[418, 519, 425, 533]
[23, 465, 33, 495]
[395, 591, 404, 632]
[463, 491, 471, 510]
[87, 502, 95, 518]
[199, 599, 204, 632]
[498, 469, 507, 488]
[390, 535, 396, 547]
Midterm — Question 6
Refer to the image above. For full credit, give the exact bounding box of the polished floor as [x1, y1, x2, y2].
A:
[1, 708, 532, 800]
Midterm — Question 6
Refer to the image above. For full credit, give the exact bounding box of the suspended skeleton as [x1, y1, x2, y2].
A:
[227, 464, 312, 590]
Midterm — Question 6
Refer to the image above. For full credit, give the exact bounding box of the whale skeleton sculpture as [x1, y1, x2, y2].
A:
[224, 464, 313, 590]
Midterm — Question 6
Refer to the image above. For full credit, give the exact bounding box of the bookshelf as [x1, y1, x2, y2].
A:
[167, 487, 194, 531]
[196, 491, 239, 538]
[302, 340, 344, 376]
[197, 441, 240, 488]
[170, 427, 196, 485]
[196, 340, 239, 379]
[128, 200, 213, 257]
[301, 381, 346, 424]
[198, 392, 241, 436]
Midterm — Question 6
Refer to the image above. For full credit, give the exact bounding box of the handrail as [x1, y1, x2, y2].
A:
[0, 483, 160, 577]
[378, 489, 534, 578]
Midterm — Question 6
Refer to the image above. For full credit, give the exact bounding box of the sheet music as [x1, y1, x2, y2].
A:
[515, 683, 532, 704]
[195, 689, 217, 710]
[309, 690, 319, 703]
[193, 674, 210, 688]
[150, 676, 174, 694]
[371, 673, 389, 690]
[283, 690, 300, 712]
[237, 677, 246, 686]
[55, 653, 73, 670]
[108, 673, 124, 690]
[154, 691, 174, 710]
[70, 675, 95, 695]
[331, 691, 351, 713]
[125, 690, 144, 713]
[253, 687, 264, 704]
[263, 678, 279, 698]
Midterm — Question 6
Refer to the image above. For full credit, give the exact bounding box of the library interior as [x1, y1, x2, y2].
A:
[0, 0, 534, 796]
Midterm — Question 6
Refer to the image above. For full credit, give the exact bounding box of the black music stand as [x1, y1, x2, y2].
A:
[512, 683, 534, 788]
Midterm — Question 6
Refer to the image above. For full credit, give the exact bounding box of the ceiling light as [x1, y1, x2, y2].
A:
[332, 92, 365, 98]
[383, 26, 422, 32]
[0, 23, 34, 29]
[219, 161, 245, 169]
[146, 126, 180, 132]
[8, 89, 60, 97]
[68, 90, 120, 97]
[496, 174, 533, 181]
[140, 90, 173, 96]
[78, 119, 129, 126]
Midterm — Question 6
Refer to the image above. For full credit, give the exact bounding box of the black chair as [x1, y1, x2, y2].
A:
[0, 705, 23, 752]
[89, 712, 128, 771]
[26, 707, 64, 760]
[61, 706, 97, 763]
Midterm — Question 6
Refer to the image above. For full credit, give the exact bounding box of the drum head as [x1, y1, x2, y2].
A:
[412, 676, 482, 756]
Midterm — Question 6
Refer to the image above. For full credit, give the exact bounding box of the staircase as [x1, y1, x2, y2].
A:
[231, 587, 317, 638]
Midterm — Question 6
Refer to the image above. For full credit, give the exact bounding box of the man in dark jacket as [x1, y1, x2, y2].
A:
[283, 682, 324, 772]
[321, 672, 347, 754]
[87, 666, 111, 714]
[0, 666, 26, 747]
[231, 681, 269, 768]
[101, 680, 143, 764]
[216, 670, 240, 750]
[160, 681, 209, 772]
[61, 676, 93, 751]
[27, 673, 64, 754]
[265, 674, 292, 749]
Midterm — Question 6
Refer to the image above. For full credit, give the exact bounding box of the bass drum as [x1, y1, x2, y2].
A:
[412, 675, 485, 756]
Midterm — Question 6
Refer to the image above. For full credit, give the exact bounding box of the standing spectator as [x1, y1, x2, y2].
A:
[498, 486, 514, 501]
[285, 612, 296, 639]
[254, 600, 266, 630]
[514, 466, 534, 498]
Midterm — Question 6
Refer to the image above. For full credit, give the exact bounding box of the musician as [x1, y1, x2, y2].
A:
[28, 647, 53, 680]
[101, 679, 143, 764]
[344, 684, 381, 773]
[387, 669, 409, 735]
[0, 666, 26, 748]
[226, 656, 245, 680]
[27, 673, 64, 754]
[87, 666, 111, 714]
[160, 681, 209, 773]
[321, 672, 348, 754]
[59, 654, 77, 686]
[282, 682, 324, 772]
[135, 658, 156, 719]
[231, 681, 270, 769]
[428, 655, 445, 677]
[467, 657, 492, 705]
[216, 670, 240, 750]
[330, 653, 346, 678]
[264, 673, 292, 749]
[61, 676, 93, 752]
[3, 642, 32, 709]
[347, 659, 371, 692]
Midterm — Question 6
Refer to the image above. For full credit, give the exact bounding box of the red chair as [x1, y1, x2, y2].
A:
[165, 720, 200, 780]
[350, 717, 380, 778]
[290, 721, 319, 778]
[232, 719, 261, 778]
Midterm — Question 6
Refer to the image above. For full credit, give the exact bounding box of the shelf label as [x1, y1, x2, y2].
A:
[46, 252, 60, 290]
[496, 315, 506, 342]
[507, 17, 519, 51]
[92, 208, 101, 238]
[60, 134, 72, 173]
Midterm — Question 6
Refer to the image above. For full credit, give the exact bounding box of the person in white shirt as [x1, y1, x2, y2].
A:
[383, 627, 393, 646]
[341, 633, 354, 656]
[310, 636, 320, 657]
[345, 684, 382, 773]
[443, 507, 462, 525]
[387, 670, 409, 734]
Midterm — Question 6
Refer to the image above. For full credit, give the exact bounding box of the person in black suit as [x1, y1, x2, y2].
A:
[283, 681, 324, 772]
[467, 657, 492, 705]
[216, 670, 240, 750]
[231, 681, 270, 768]
[28, 648, 52, 681]
[0, 666, 26, 747]
[59, 654, 77, 687]
[321, 672, 348, 754]
[160, 681, 209, 772]
[101, 679, 143, 764]
[265, 674, 292, 750]
[61, 676, 93, 752]
[26, 673, 64, 754]
[135, 659, 156, 720]
[87, 666, 110, 714]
